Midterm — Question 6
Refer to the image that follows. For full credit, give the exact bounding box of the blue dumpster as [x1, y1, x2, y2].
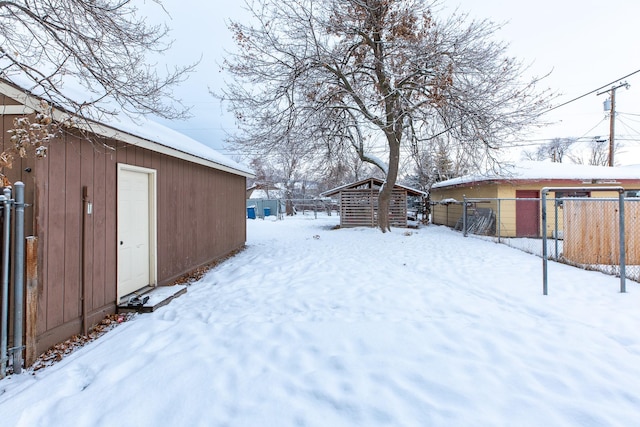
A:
[264, 207, 271, 217]
[247, 206, 256, 219]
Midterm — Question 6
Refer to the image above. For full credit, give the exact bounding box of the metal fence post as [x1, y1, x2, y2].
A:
[0, 188, 11, 379]
[619, 191, 626, 293]
[541, 186, 624, 295]
[497, 199, 501, 242]
[12, 182, 25, 374]
[554, 197, 560, 260]
[462, 196, 468, 237]
[542, 190, 549, 295]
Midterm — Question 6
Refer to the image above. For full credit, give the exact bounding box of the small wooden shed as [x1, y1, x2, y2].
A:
[321, 177, 426, 228]
[0, 78, 254, 359]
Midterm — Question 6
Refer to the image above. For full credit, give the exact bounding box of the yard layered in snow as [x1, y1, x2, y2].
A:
[1, 214, 640, 426]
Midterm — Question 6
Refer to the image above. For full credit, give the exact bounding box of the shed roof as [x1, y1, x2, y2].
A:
[321, 177, 427, 197]
[0, 78, 253, 178]
[432, 161, 640, 189]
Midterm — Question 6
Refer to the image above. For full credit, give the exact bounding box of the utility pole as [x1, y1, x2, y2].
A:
[598, 81, 630, 167]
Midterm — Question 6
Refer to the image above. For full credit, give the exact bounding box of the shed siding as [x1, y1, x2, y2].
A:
[339, 189, 407, 228]
[29, 133, 246, 354]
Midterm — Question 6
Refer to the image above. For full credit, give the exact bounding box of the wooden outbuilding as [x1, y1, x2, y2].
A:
[321, 177, 426, 228]
[0, 78, 253, 359]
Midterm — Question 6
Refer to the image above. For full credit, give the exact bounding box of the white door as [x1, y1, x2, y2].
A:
[117, 165, 157, 301]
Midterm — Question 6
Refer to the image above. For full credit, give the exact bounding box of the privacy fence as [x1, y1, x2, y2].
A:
[431, 187, 640, 291]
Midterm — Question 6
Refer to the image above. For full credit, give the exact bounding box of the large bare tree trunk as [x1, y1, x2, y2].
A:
[378, 138, 401, 232]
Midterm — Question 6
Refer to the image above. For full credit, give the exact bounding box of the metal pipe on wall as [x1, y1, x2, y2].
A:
[12, 182, 25, 374]
[81, 186, 89, 336]
[0, 188, 12, 378]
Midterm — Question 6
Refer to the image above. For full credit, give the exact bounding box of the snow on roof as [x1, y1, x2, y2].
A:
[248, 189, 286, 200]
[321, 177, 427, 197]
[432, 161, 640, 188]
[0, 77, 253, 177]
[106, 113, 253, 177]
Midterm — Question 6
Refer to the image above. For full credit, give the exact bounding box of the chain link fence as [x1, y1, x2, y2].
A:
[431, 193, 640, 284]
[247, 198, 339, 219]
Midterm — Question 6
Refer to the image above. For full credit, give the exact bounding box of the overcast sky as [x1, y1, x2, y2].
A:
[150, 0, 640, 164]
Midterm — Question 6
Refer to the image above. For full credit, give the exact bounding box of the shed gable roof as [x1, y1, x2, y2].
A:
[0, 78, 253, 178]
[321, 177, 427, 197]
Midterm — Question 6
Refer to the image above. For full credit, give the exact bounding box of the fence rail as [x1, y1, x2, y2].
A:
[247, 198, 339, 219]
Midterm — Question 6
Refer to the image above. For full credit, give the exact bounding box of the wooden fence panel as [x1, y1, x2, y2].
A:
[563, 200, 640, 265]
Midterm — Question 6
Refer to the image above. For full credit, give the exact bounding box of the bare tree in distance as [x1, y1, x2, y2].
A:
[521, 137, 576, 163]
[248, 157, 280, 198]
[0, 0, 196, 172]
[406, 129, 480, 193]
[315, 149, 375, 195]
[221, 0, 553, 232]
[567, 137, 616, 166]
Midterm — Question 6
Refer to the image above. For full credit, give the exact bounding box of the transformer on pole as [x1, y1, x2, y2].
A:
[598, 81, 630, 167]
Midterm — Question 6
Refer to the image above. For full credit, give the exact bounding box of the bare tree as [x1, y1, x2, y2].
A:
[521, 146, 545, 162]
[277, 138, 309, 215]
[222, 0, 552, 232]
[567, 137, 614, 166]
[248, 157, 280, 198]
[521, 138, 576, 163]
[0, 0, 196, 170]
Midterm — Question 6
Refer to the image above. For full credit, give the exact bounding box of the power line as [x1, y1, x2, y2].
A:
[617, 116, 640, 137]
[545, 68, 640, 114]
[618, 113, 640, 124]
[216, 72, 640, 159]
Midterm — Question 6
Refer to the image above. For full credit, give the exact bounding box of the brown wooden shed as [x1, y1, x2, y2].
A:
[321, 177, 426, 228]
[0, 78, 254, 358]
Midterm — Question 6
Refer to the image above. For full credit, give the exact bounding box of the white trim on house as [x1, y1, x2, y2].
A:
[0, 105, 35, 115]
[0, 79, 254, 178]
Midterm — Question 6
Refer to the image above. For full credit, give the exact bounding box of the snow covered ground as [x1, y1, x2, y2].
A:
[1, 213, 640, 427]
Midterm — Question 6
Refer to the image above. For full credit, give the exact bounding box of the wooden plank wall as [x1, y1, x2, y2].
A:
[31, 132, 247, 354]
[339, 189, 407, 228]
[0, 98, 38, 353]
[563, 200, 640, 265]
[431, 202, 463, 228]
[0, 96, 37, 232]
